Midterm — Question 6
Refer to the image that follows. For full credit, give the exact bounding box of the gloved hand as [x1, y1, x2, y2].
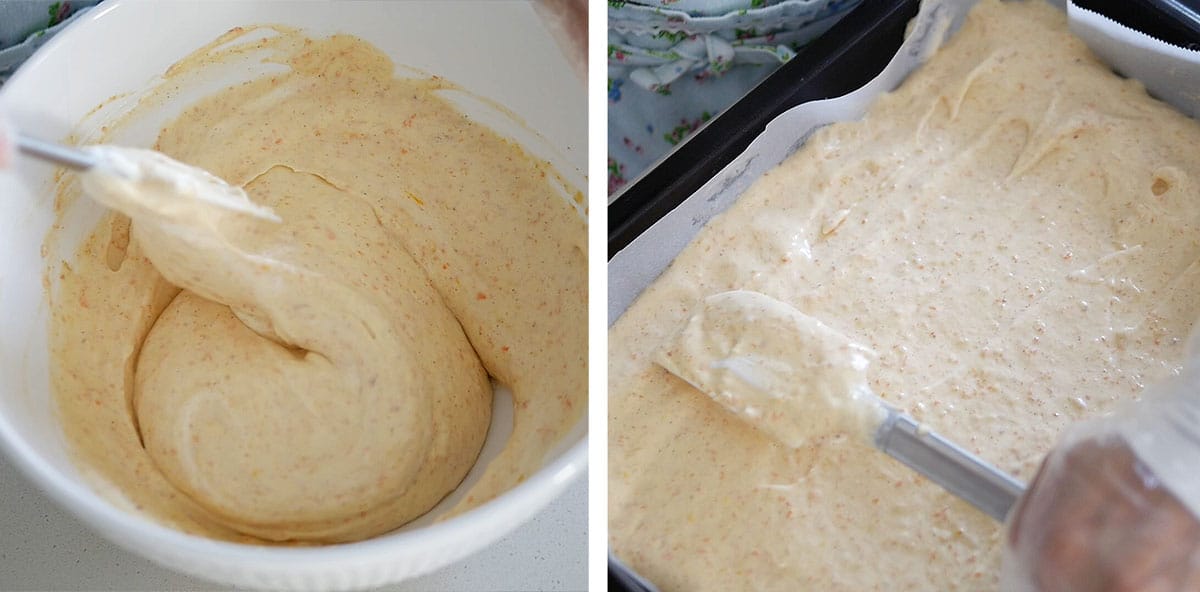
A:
[0, 113, 12, 168]
[1002, 338, 1200, 591]
[531, 0, 586, 81]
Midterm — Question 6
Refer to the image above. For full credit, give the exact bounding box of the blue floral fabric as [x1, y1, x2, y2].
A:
[0, 1, 102, 85]
[608, 0, 862, 194]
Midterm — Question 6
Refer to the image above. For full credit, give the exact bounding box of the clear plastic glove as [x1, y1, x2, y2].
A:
[0, 113, 12, 168]
[531, 0, 586, 81]
[1002, 339, 1200, 591]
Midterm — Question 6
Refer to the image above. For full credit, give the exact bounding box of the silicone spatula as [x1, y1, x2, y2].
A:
[657, 290, 1026, 522]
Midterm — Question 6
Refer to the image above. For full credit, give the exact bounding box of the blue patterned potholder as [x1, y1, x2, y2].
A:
[0, 1, 102, 85]
[608, 0, 862, 195]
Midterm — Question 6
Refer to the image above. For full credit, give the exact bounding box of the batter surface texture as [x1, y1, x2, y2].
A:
[51, 29, 586, 544]
[609, 1, 1200, 589]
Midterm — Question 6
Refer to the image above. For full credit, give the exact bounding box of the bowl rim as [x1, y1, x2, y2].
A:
[0, 0, 588, 569]
[0, 410, 587, 565]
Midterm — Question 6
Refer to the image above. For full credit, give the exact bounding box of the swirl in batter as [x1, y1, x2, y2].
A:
[50, 29, 585, 543]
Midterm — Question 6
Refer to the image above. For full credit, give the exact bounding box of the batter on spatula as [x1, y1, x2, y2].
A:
[659, 289, 1025, 522]
[658, 290, 886, 447]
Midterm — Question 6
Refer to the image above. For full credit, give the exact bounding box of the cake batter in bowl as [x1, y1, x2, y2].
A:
[0, 2, 585, 590]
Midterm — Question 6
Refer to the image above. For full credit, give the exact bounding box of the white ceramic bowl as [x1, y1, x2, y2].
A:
[0, 1, 587, 590]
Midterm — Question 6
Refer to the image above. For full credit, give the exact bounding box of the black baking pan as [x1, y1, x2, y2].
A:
[606, 0, 1200, 259]
[607, 0, 1200, 590]
[607, 0, 920, 258]
[1077, 0, 1200, 49]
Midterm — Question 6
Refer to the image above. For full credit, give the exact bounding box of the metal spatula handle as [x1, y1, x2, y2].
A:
[15, 134, 96, 170]
[875, 408, 1026, 522]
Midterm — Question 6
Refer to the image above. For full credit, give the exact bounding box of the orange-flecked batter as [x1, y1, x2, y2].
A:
[610, 1, 1200, 589]
[50, 28, 586, 544]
